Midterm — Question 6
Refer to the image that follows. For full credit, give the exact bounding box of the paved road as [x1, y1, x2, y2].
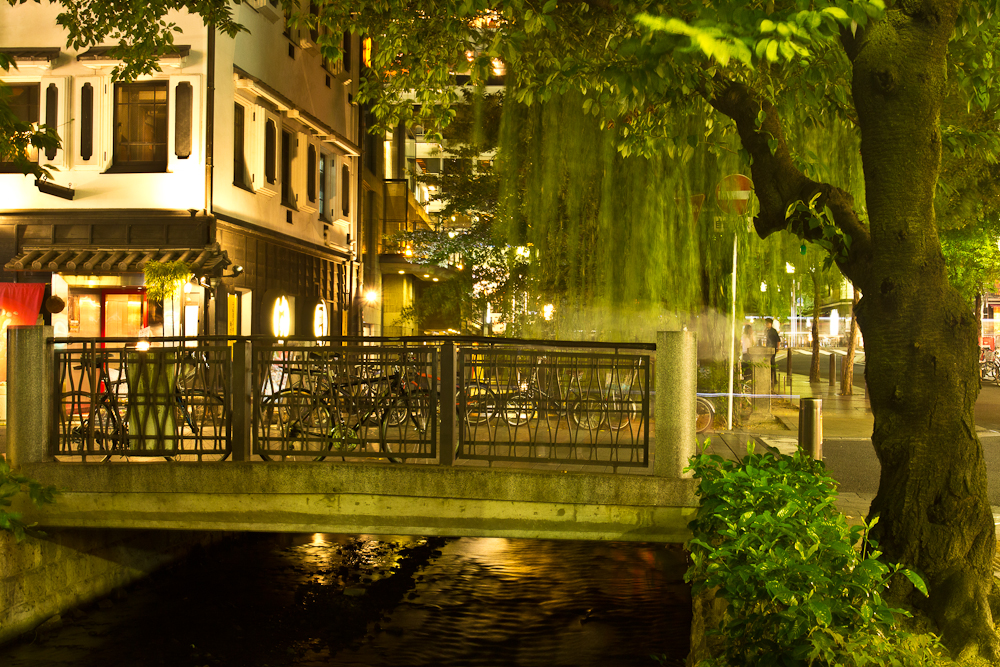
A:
[823, 434, 1000, 507]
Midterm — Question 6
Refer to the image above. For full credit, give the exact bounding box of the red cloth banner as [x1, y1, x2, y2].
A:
[0, 283, 46, 326]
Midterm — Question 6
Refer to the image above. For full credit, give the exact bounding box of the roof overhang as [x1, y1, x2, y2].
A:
[77, 45, 190, 69]
[4, 48, 60, 70]
[5, 245, 231, 276]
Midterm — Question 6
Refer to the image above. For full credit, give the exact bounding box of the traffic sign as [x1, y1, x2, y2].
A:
[715, 174, 753, 215]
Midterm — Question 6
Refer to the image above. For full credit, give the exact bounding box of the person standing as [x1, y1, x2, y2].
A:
[765, 318, 781, 387]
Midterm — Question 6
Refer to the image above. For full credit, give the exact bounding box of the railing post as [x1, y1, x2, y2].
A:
[439, 341, 457, 466]
[786, 346, 793, 395]
[229, 340, 252, 462]
[8, 325, 53, 467]
[655, 330, 696, 478]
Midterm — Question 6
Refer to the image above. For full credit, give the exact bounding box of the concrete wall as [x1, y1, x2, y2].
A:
[0, 527, 227, 647]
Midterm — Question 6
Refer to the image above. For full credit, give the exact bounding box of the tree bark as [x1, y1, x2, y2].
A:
[840, 289, 860, 395]
[708, 1, 998, 657]
[851, 3, 997, 658]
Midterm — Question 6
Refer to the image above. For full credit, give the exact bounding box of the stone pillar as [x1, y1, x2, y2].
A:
[8, 325, 53, 467]
[655, 330, 697, 478]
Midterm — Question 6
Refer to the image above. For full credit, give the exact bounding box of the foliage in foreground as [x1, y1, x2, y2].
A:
[686, 446, 943, 666]
[0, 455, 59, 542]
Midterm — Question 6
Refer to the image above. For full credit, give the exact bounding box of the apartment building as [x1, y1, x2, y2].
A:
[0, 1, 360, 363]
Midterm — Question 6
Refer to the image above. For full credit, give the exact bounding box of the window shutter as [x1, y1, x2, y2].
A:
[44, 84, 58, 160]
[307, 144, 316, 202]
[341, 164, 350, 217]
[174, 81, 193, 159]
[80, 83, 93, 161]
[265, 120, 276, 184]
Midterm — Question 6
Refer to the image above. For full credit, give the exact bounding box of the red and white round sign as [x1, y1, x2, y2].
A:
[715, 174, 753, 215]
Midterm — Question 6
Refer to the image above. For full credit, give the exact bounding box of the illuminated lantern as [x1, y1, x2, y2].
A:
[313, 301, 329, 338]
[272, 295, 291, 338]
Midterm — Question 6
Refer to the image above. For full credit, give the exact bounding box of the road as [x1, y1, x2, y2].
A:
[783, 348, 1000, 506]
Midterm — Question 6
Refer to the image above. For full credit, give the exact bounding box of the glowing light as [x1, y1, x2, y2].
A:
[271, 295, 291, 338]
[136, 339, 150, 352]
[457, 263, 464, 270]
[398, 270, 405, 274]
[760, 282, 768, 292]
[542, 304, 554, 321]
[423, 274, 430, 278]
[404, 246, 413, 257]
[364, 290, 379, 304]
[313, 302, 329, 338]
[785, 262, 795, 274]
[432, 278, 439, 282]
[448, 231, 456, 238]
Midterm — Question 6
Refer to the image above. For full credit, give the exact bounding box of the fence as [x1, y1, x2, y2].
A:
[45, 334, 658, 472]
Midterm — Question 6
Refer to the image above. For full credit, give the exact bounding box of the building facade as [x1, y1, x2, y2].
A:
[0, 2, 361, 361]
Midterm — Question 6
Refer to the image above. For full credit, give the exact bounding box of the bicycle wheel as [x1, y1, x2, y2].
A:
[174, 390, 229, 461]
[501, 390, 534, 426]
[736, 383, 753, 424]
[260, 390, 332, 461]
[695, 397, 715, 433]
[606, 390, 636, 431]
[58, 391, 119, 458]
[462, 382, 496, 424]
[570, 394, 603, 431]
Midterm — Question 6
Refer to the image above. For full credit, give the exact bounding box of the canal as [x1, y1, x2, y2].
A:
[0, 534, 691, 666]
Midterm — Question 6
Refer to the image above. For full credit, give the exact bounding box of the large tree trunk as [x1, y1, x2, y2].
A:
[709, 1, 997, 657]
[851, 4, 997, 657]
[840, 289, 859, 395]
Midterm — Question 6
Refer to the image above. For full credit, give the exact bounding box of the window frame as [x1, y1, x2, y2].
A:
[109, 80, 170, 173]
[0, 83, 41, 173]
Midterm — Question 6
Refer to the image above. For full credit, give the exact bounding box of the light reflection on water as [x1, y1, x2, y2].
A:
[312, 535, 691, 667]
[0, 534, 690, 667]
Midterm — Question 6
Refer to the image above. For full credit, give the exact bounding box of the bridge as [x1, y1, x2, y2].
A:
[8, 326, 701, 543]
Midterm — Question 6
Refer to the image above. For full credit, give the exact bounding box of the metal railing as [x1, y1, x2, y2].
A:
[53, 338, 231, 461]
[458, 346, 650, 468]
[50, 335, 653, 471]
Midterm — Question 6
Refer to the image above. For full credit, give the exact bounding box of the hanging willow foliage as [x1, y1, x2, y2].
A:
[143, 261, 191, 302]
[493, 87, 865, 347]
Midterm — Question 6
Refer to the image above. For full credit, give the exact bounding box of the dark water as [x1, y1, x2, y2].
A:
[1, 534, 691, 667]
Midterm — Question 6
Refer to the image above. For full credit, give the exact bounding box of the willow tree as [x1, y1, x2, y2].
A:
[300, 0, 1000, 656]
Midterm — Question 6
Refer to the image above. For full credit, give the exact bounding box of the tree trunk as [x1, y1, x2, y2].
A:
[850, 2, 998, 658]
[809, 274, 821, 382]
[707, 1, 998, 657]
[840, 288, 859, 396]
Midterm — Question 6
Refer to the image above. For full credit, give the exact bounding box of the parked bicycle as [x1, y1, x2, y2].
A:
[258, 360, 429, 462]
[981, 346, 999, 384]
[61, 348, 228, 461]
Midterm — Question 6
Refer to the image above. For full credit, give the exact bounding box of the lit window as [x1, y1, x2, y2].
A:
[0, 83, 40, 172]
[113, 81, 168, 171]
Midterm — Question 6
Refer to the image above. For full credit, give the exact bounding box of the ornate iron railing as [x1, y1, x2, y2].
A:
[49, 336, 652, 471]
[252, 343, 437, 461]
[53, 338, 231, 461]
[457, 346, 650, 469]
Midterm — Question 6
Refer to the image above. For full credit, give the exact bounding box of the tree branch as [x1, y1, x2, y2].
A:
[706, 77, 872, 284]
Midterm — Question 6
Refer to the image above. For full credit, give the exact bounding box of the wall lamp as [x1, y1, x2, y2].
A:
[34, 179, 75, 200]
[221, 264, 244, 278]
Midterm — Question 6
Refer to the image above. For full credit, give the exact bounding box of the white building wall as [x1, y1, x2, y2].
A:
[0, 5, 209, 210]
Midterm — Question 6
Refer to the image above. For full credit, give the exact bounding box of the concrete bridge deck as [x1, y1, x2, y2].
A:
[14, 460, 698, 542]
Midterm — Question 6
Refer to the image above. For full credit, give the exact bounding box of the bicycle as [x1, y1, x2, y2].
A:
[61, 348, 228, 462]
[980, 346, 999, 384]
[569, 366, 640, 432]
[259, 365, 429, 462]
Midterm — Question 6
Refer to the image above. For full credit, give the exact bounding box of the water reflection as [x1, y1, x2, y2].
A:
[0, 534, 689, 667]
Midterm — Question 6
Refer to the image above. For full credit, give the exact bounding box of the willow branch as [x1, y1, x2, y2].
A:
[706, 77, 872, 283]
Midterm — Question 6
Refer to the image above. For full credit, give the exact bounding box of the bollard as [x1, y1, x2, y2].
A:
[798, 398, 823, 460]
[829, 353, 836, 386]
[786, 347, 793, 395]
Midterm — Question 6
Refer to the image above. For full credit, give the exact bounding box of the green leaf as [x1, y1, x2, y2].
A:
[900, 568, 929, 597]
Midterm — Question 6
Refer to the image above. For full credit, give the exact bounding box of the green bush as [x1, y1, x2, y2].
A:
[0, 455, 59, 542]
[686, 444, 944, 666]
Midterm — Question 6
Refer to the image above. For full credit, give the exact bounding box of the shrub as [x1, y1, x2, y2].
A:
[0, 455, 59, 542]
[686, 444, 944, 666]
